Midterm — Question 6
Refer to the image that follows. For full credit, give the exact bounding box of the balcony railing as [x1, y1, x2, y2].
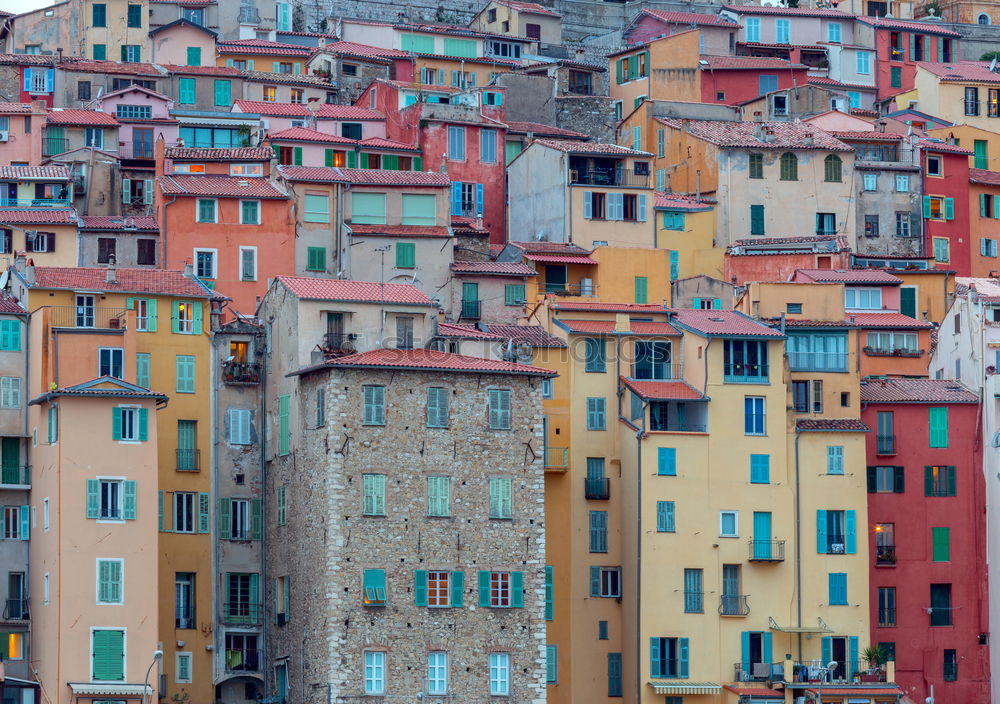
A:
[545, 282, 598, 296]
[929, 605, 953, 626]
[876, 544, 896, 565]
[49, 306, 128, 329]
[222, 602, 262, 625]
[176, 449, 200, 472]
[723, 363, 769, 383]
[876, 434, 895, 455]
[584, 476, 610, 500]
[0, 198, 71, 208]
[225, 648, 260, 672]
[42, 137, 68, 156]
[719, 594, 750, 616]
[544, 447, 568, 470]
[825, 534, 846, 554]
[117, 143, 155, 160]
[0, 465, 29, 487]
[3, 598, 28, 620]
[222, 361, 261, 384]
[633, 364, 683, 381]
[569, 168, 649, 188]
[878, 607, 896, 627]
[863, 346, 923, 358]
[733, 661, 780, 682]
[460, 299, 481, 319]
[787, 660, 881, 683]
[322, 332, 357, 357]
[650, 419, 708, 433]
[748, 539, 785, 562]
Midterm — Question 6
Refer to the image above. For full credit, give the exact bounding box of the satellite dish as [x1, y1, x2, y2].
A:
[0, 271, 9, 291]
[991, 58, 998, 73]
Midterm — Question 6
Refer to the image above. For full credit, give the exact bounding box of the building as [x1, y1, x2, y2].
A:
[726, 236, 853, 285]
[860, 378, 990, 703]
[919, 138, 972, 274]
[899, 61, 1000, 133]
[13, 0, 152, 63]
[216, 38, 314, 75]
[470, 0, 563, 44]
[623, 9, 739, 53]
[77, 216, 160, 268]
[654, 193, 720, 283]
[0, 101, 46, 165]
[854, 17, 961, 99]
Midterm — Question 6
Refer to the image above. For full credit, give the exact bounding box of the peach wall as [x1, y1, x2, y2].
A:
[150, 24, 217, 67]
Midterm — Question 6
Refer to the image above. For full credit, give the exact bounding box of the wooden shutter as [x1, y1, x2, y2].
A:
[929, 407, 948, 447]
[590, 511, 607, 552]
[218, 498, 231, 539]
[932, 527, 950, 561]
[589, 566, 601, 597]
[111, 408, 122, 440]
[678, 638, 690, 678]
[250, 498, 262, 540]
[451, 570, 464, 607]
[478, 570, 490, 606]
[845, 510, 857, 553]
[750, 454, 769, 483]
[197, 492, 210, 533]
[92, 629, 124, 680]
[138, 408, 148, 441]
[278, 394, 290, 455]
[414, 570, 428, 606]
[544, 566, 553, 620]
[123, 480, 136, 520]
[510, 571, 523, 607]
[816, 509, 827, 553]
[657, 447, 676, 476]
[894, 466, 905, 493]
[649, 638, 661, 678]
[608, 653, 622, 696]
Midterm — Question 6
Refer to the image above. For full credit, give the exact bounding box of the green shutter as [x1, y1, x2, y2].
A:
[92, 630, 125, 681]
[545, 565, 553, 620]
[347, 150, 357, 168]
[146, 299, 157, 331]
[616, 58, 623, 84]
[278, 394, 290, 455]
[293, 147, 303, 166]
[932, 527, 950, 561]
[158, 491, 166, 531]
[929, 407, 948, 447]
[360, 152, 369, 169]
[0, 320, 20, 351]
[219, 498, 231, 539]
[187, 47, 200, 66]
[478, 570, 490, 606]
[414, 570, 428, 606]
[945, 197, 955, 220]
[396, 242, 416, 268]
[510, 571, 523, 608]
[138, 407, 148, 441]
[123, 480, 136, 520]
[451, 570, 464, 607]
[307, 247, 326, 272]
[634, 276, 648, 304]
[87, 479, 100, 519]
[251, 498, 262, 540]
[136, 353, 150, 389]
[324, 149, 334, 167]
[111, 408, 122, 440]
[198, 492, 210, 533]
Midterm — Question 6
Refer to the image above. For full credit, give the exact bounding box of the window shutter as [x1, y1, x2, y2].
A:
[93, 629, 125, 681]
[923, 195, 932, 218]
[650, 638, 661, 678]
[657, 447, 676, 476]
[87, 479, 101, 518]
[476, 184, 484, 217]
[845, 510, 857, 553]
[894, 466, 905, 493]
[218, 498, 231, 539]
[827, 446, 843, 474]
[19, 505, 28, 539]
[197, 492, 210, 533]
[816, 509, 827, 553]
[451, 570, 464, 607]
[615, 58, 623, 84]
[278, 394, 290, 454]
[123, 480, 136, 520]
[478, 570, 490, 606]
[111, 408, 122, 440]
[678, 638, 690, 678]
[451, 182, 462, 216]
[741, 631, 751, 672]
[947, 465, 957, 496]
[866, 466, 876, 492]
[932, 526, 950, 561]
[637, 194, 647, 222]
[138, 408, 148, 441]
[158, 491, 166, 531]
[544, 566, 553, 620]
[945, 197, 955, 220]
[981, 193, 987, 217]
[414, 570, 428, 606]
[589, 566, 601, 596]
[583, 192, 592, 219]
[924, 466, 935, 496]
[929, 407, 948, 447]
[510, 571, 523, 608]
[324, 149, 333, 167]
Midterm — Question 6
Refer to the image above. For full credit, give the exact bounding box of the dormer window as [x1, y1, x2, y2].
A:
[844, 287, 882, 310]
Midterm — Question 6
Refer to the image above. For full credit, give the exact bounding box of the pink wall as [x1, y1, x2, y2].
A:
[0, 104, 44, 164]
[701, 66, 810, 105]
[150, 23, 216, 66]
[98, 89, 178, 151]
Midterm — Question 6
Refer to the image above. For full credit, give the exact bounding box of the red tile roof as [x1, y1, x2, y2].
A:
[655, 193, 713, 211]
[533, 138, 651, 156]
[436, 322, 503, 339]
[920, 61, 1000, 84]
[348, 224, 451, 237]
[494, 0, 561, 17]
[682, 120, 852, 151]
[796, 418, 870, 432]
[317, 104, 384, 120]
[158, 63, 241, 77]
[670, 309, 784, 337]
[0, 165, 69, 180]
[59, 60, 163, 76]
[217, 39, 314, 56]
[319, 41, 410, 60]
[622, 378, 705, 400]
[269, 126, 357, 144]
[724, 4, 853, 17]
[450, 261, 537, 276]
[857, 16, 961, 36]
[166, 146, 274, 161]
[700, 55, 807, 71]
[521, 253, 597, 265]
[358, 137, 420, 151]
[157, 175, 287, 199]
[45, 110, 119, 126]
[233, 100, 383, 120]
[553, 302, 668, 313]
[0, 294, 26, 315]
[860, 378, 978, 403]
[0, 209, 78, 225]
[970, 168, 1000, 185]
[640, 8, 738, 26]
[916, 138, 972, 154]
[510, 241, 591, 254]
[0, 54, 66, 66]
[558, 320, 680, 335]
[79, 216, 158, 231]
[795, 268, 902, 285]
[503, 121, 588, 139]
[0, 103, 31, 113]
[276, 276, 436, 305]
[240, 70, 337, 88]
[28, 267, 213, 297]
[488, 324, 566, 347]
[831, 130, 903, 141]
[849, 312, 933, 329]
[313, 347, 554, 376]
[277, 166, 450, 186]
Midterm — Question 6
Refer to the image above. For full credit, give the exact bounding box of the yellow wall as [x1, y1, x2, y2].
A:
[655, 205, 721, 282]
[927, 123, 1000, 171]
[609, 31, 701, 111]
[414, 56, 514, 87]
[568, 184, 656, 249]
[894, 270, 953, 325]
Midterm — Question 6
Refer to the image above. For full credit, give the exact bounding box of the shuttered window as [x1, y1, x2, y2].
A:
[427, 476, 451, 517]
[589, 510, 608, 553]
[0, 320, 21, 351]
[608, 653, 622, 696]
[932, 527, 950, 561]
[395, 242, 416, 269]
[426, 387, 449, 428]
[92, 629, 125, 681]
[363, 385, 385, 426]
[586, 397, 606, 430]
[487, 389, 511, 430]
[544, 565, 553, 620]
[658, 448, 677, 476]
[656, 501, 675, 532]
[929, 407, 948, 448]
[750, 454, 770, 484]
[362, 474, 385, 516]
[351, 192, 387, 224]
[584, 338, 605, 372]
[828, 572, 848, 605]
[175, 355, 195, 393]
[489, 477, 512, 519]
[827, 445, 844, 474]
[277, 394, 290, 455]
[97, 559, 123, 604]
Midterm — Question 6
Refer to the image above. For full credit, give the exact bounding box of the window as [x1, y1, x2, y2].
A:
[138, 239, 156, 265]
[662, 211, 685, 230]
[818, 509, 855, 554]
[586, 397, 606, 430]
[174, 492, 195, 533]
[127, 3, 142, 26]
[489, 477, 512, 519]
[827, 446, 844, 475]
[541, 378, 553, 399]
[238, 247, 257, 282]
[85, 127, 104, 149]
[863, 173, 877, 191]
[363, 385, 385, 426]
[395, 242, 415, 269]
[929, 406, 948, 447]
[239, 200, 260, 225]
[656, 501, 675, 532]
[927, 155, 942, 176]
[505, 284, 525, 306]
[744, 397, 765, 435]
[930, 583, 952, 626]
[720, 510, 738, 537]
[113, 406, 145, 443]
[590, 567, 620, 597]
[98, 347, 124, 379]
[488, 388, 511, 430]
[862, 214, 879, 237]
[452, 181, 483, 218]
[750, 204, 765, 235]
[775, 18, 790, 43]
[194, 250, 216, 279]
[866, 331, 918, 354]
[2, 506, 23, 539]
[427, 476, 451, 517]
[746, 17, 760, 42]
[303, 193, 330, 223]
[780, 152, 798, 181]
[228, 409, 252, 446]
[895, 212, 912, 238]
[305, 247, 326, 273]
[750, 454, 770, 484]
[933, 237, 950, 263]
[827, 21, 842, 42]
[589, 511, 608, 552]
[93, 44, 106, 60]
[932, 526, 950, 562]
[746, 153, 764, 180]
[91, 629, 125, 681]
[828, 572, 848, 605]
[182, 7, 203, 23]
[351, 192, 386, 225]
[925, 466, 956, 497]
[401, 194, 436, 226]
[93, 3, 107, 26]
[97, 237, 117, 265]
[650, 637, 689, 678]
[116, 104, 151, 121]
[196, 199, 217, 223]
[175, 355, 195, 393]
[480, 129, 497, 163]
[844, 288, 881, 310]
[448, 126, 466, 160]
[0, 377, 19, 408]
[965, 86, 981, 116]
[816, 212, 836, 237]
[96, 559, 124, 604]
[425, 652, 448, 694]
[890, 66, 901, 88]
[362, 474, 385, 516]
[489, 653, 510, 695]
[364, 651, 385, 694]
[724, 340, 768, 382]
[824, 155, 842, 182]
[878, 586, 896, 626]
[426, 387, 449, 428]
[944, 649, 958, 681]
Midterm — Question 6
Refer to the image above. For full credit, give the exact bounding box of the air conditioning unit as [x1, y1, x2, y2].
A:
[260, 119, 270, 130]
[0, 131, 8, 142]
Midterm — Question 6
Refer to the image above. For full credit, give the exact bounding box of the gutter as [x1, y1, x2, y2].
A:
[794, 425, 803, 659]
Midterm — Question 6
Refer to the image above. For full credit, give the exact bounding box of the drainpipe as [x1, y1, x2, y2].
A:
[634, 421, 643, 704]
[794, 425, 803, 659]
[210, 305, 220, 687]
[260, 318, 270, 699]
[160, 193, 177, 270]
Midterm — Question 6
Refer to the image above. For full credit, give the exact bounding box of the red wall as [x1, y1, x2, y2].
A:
[724, 249, 851, 285]
[862, 400, 989, 703]
[923, 150, 971, 276]
[700, 67, 809, 105]
[873, 31, 959, 100]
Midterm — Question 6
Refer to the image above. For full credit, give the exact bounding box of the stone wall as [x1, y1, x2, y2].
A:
[266, 366, 549, 703]
[555, 95, 619, 143]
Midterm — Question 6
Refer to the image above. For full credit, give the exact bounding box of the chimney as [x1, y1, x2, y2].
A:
[804, 134, 814, 146]
[13, 253, 25, 273]
[614, 313, 630, 333]
[753, 111, 763, 122]
[876, 120, 887, 133]
[184, 262, 194, 277]
[106, 264, 116, 284]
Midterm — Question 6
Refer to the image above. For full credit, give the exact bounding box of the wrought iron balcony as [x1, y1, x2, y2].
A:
[544, 447, 568, 470]
[748, 539, 785, 562]
[878, 607, 896, 627]
[222, 361, 261, 384]
[876, 434, 896, 455]
[584, 477, 610, 500]
[0, 198, 71, 208]
[733, 661, 778, 682]
[176, 449, 200, 472]
[117, 143, 155, 160]
[221, 602, 262, 626]
[3, 598, 28, 620]
[322, 332, 357, 357]
[719, 594, 750, 616]
[569, 168, 649, 188]
[49, 306, 128, 329]
[723, 362, 769, 383]
[225, 648, 260, 672]
[876, 544, 896, 566]
[460, 299, 481, 319]
[0, 465, 29, 488]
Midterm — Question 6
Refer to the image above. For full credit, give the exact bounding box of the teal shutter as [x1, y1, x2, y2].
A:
[251, 498, 262, 540]
[634, 276, 648, 304]
[981, 193, 987, 217]
[158, 491, 165, 531]
[138, 408, 148, 441]
[945, 197, 955, 220]
[763, 632, 773, 665]
[362, 569, 386, 605]
[827, 446, 844, 474]
[657, 447, 676, 475]
[845, 510, 857, 553]
[829, 573, 847, 604]
[87, 479, 100, 518]
[451, 570, 464, 607]
[171, 302, 181, 333]
[816, 510, 827, 553]
[740, 631, 750, 673]
[219, 498, 231, 539]
[92, 630, 125, 680]
[678, 638, 689, 678]
[656, 501, 675, 532]
[608, 653, 622, 696]
[849, 636, 860, 676]
[112, 408, 122, 440]
[278, 395, 290, 455]
[414, 570, 428, 606]
[197, 492, 210, 533]
[923, 196, 932, 218]
[192, 302, 202, 334]
[929, 407, 948, 447]
[293, 147, 303, 166]
[650, 638, 661, 677]
[590, 566, 601, 596]
[948, 466, 957, 496]
[19, 505, 28, 539]
[146, 299, 157, 331]
[669, 251, 679, 280]
[821, 636, 832, 666]
[478, 571, 490, 606]
[750, 204, 765, 235]
[136, 353, 150, 388]
[250, 574, 260, 623]
[0, 320, 20, 351]
[510, 571, 523, 607]
[544, 566, 553, 620]
[750, 454, 769, 483]
[123, 480, 136, 520]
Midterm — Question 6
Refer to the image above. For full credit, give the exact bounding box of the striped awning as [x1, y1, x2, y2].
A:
[648, 682, 721, 695]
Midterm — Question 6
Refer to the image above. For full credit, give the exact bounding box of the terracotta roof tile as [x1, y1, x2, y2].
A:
[699, 55, 807, 70]
[724, 4, 853, 17]
[157, 175, 286, 199]
[915, 61, 1000, 82]
[557, 320, 680, 335]
[487, 324, 566, 347]
[860, 378, 978, 403]
[166, 146, 274, 160]
[534, 138, 651, 156]
[522, 253, 597, 265]
[317, 104, 384, 120]
[670, 309, 784, 337]
[849, 312, 933, 328]
[553, 302, 668, 313]
[358, 137, 420, 151]
[276, 275, 435, 305]
[277, 165, 449, 186]
[504, 121, 588, 138]
[655, 192, 713, 210]
[436, 322, 503, 339]
[79, 216, 158, 231]
[795, 268, 902, 284]
[857, 16, 961, 36]
[158, 63, 240, 76]
[45, 110, 119, 126]
[450, 261, 537, 276]
[0, 102, 31, 113]
[0, 209, 78, 225]
[510, 241, 591, 254]
[970, 168, 1000, 185]
[269, 126, 357, 144]
[622, 378, 705, 400]
[0, 54, 65, 66]
[916, 138, 972, 154]
[29, 267, 213, 297]
[494, 0, 561, 17]
[0, 165, 69, 180]
[831, 130, 903, 140]
[217, 39, 313, 56]
[640, 8, 738, 26]
[682, 120, 852, 151]
[796, 418, 871, 431]
[239, 70, 336, 87]
[233, 100, 383, 120]
[314, 347, 554, 376]
[319, 41, 410, 59]
[59, 60, 163, 76]
[348, 225, 451, 237]
[0, 295, 26, 315]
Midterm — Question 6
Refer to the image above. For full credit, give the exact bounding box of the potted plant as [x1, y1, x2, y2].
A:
[859, 645, 887, 682]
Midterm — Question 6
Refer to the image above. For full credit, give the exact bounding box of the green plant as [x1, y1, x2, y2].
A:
[982, 50, 1000, 62]
[862, 644, 887, 668]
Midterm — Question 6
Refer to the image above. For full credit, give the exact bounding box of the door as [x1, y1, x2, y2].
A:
[722, 564, 740, 614]
[752, 512, 772, 559]
[76, 295, 95, 327]
[177, 420, 197, 471]
[900, 286, 917, 319]
[544, 265, 567, 293]
[1, 437, 18, 485]
[830, 637, 848, 681]
[133, 127, 153, 158]
[975, 139, 988, 169]
[8, 572, 24, 618]
[461, 283, 479, 319]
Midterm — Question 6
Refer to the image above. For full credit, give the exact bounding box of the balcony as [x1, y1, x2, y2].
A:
[584, 477, 610, 500]
[875, 434, 896, 455]
[748, 539, 785, 562]
[176, 449, 200, 472]
[225, 648, 260, 672]
[222, 602, 262, 626]
[733, 661, 780, 683]
[0, 465, 29, 488]
[222, 361, 261, 384]
[117, 143, 155, 160]
[544, 282, 598, 296]
[0, 198, 71, 208]
[787, 660, 884, 684]
[719, 594, 750, 616]
[863, 346, 923, 358]
[723, 362, 769, 384]
[460, 299, 481, 319]
[876, 544, 896, 566]
[322, 332, 357, 357]
[632, 364, 683, 381]
[3, 598, 28, 620]
[569, 167, 649, 188]
[544, 447, 568, 470]
[878, 607, 896, 627]
[49, 306, 128, 329]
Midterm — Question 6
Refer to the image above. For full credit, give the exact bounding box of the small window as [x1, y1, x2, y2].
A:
[927, 155, 942, 176]
[720, 510, 738, 537]
[787, 303, 802, 314]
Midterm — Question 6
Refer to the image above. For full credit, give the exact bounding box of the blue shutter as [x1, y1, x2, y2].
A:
[829, 573, 847, 604]
[22, 70, 30, 92]
[590, 566, 601, 596]
[451, 570, 464, 607]
[821, 636, 832, 666]
[816, 509, 827, 553]
[583, 192, 592, 219]
[650, 638, 661, 678]
[669, 251, 679, 281]
[845, 510, 857, 553]
[544, 566, 553, 620]
[19, 505, 28, 539]
[475, 184, 484, 217]
[450, 182, 462, 216]
[740, 631, 750, 674]
[678, 638, 689, 678]
[123, 480, 137, 520]
[849, 636, 859, 677]
[762, 632, 772, 666]
[750, 454, 769, 483]
[657, 447, 676, 475]
[510, 571, 524, 607]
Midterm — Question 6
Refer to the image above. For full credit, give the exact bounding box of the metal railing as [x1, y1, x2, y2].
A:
[584, 477, 610, 500]
[225, 648, 260, 672]
[650, 418, 707, 433]
[222, 362, 261, 384]
[876, 435, 896, 455]
[42, 137, 68, 155]
[221, 602, 262, 625]
[723, 363, 769, 383]
[632, 364, 683, 381]
[876, 545, 896, 565]
[878, 607, 896, 627]
[720, 594, 750, 616]
[460, 299, 481, 319]
[544, 447, 568, 470]
[569, 168, 649, 188]
[3, 598, 28, 620]
[323, 333, 356, 357]
[733, 661, 779, 682]
[0, 465, 29, 487]
[117, 143, 155, 160]
[825, 535, 846, 554]
[545, 282, 598, 296]
[176, 449, 200, 472]
[48, 306, 128, 329]
[0, 198, 71, 208]
[787, 660, 878, 683]
[748, 540, 785, 562]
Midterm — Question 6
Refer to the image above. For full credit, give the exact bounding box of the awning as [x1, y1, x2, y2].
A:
[68, 683, 151, 696]
[805, 687, 902, 697]
[172, 116, 260, 127]
[648, 682, 721, 695]
[768, 616, 833, 633]
[522, 253, 597, 265]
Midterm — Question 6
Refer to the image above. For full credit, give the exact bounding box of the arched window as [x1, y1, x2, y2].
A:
[978, 13, 991, 24]
[824, 154, 843, 182]
[780, 152, 798, 181]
